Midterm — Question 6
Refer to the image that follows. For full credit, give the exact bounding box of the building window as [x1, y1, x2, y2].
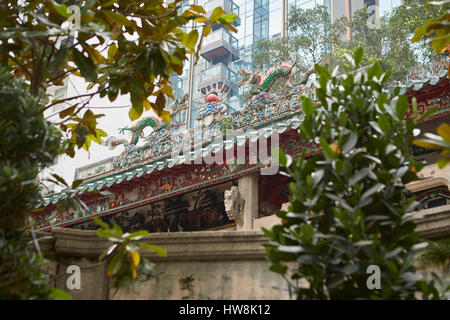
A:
[253, 0, 269, 44]
[52, 85, 68, 112]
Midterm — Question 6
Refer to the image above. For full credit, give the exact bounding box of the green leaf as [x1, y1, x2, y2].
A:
[107, 43, 118, 60]
[125, 243, 140, 252]
[395, 95, 408, 119]
[59, 105, 76, 119]
[124, 230, 149, 240]
[299, 119, 314, 139]
[93, 217, 109, 229]
[222, 22, 238, 33]
[97, 229, 117, 239]
[130, 81, 144, 109]
[339, 111, 348, 127]
[311, 169, 325, 188]
[361, 183, 383, 200]
[81, 0, 98, 14]
[269, 263, 288, 275]
[100, 10, 133, 27]
[183, 30, 199, 50]
[342, 133, 358, 154]
[431, 27, 450, 53]
[112, 223, 123, 237]
[51, 173, 68, 187]
[99, 243, 118, 261]
[274, 147, 287, 167]
[190, 5, 206, 14]
[349, 169, 369, 186]
[50, 47, 69, 72]
[52, 4, 70, 18]
[353, 46, 364, 67]
[368, 62, 382, 80]
[220, 13, 237, 23]
[377, 114, 389, 134]
[319, 137, 337, 159]
[418, 106, 438, 121]
[107, 250, 125, 276]
[129, 105, 143, 121]
[412, 97, 418, 118]
[436, 123, 450, 142]
[437, 157, 450, 169]
[301, 96, 314, 116]
[139, 243, 167, 257]
[50, 288, 72, 300]
[314, 64, 331, 83]
[72, 48, 97, 82]
[209, 7, 225, 22]
[412, 24, 428, 43]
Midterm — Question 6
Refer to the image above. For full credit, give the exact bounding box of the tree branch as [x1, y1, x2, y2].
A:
[44, 86, 108, 112]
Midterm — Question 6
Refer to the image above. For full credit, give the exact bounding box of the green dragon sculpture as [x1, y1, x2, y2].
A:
[237, 57, 335, 104]
[104, 93, 189, 150]
[237, 64, 296, 103]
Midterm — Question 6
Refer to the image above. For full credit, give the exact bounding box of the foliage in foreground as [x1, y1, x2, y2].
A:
[264, 48, 447, 299]
[0, 229, 52, 299]
[94, 218, 167, 295]
[412, 0, 450, 76]
[0, 0, 236, 299]
[253, 0, 447, 82]
[1, 0, 237, 156]
[411, 1, 450, 166]
[417, 238, 450, 271]
[0, 67, 60, 299]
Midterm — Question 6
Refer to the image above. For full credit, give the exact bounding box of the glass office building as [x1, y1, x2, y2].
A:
[170, 0, 399, 129]
[170, 0, 285, 128]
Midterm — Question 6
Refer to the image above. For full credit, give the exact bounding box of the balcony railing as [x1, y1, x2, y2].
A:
[200, 63, 237, 84]
[203, 28, 238, 48]
[200, 28, 240, 61]
[205, 0, 240, 26]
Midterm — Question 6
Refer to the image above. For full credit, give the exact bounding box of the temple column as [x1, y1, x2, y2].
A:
[238, 172, 259, 231]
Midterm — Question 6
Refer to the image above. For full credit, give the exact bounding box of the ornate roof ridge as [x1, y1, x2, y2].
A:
[40, 109, 305, 206]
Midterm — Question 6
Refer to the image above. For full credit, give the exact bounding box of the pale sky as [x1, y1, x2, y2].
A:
[43, 74, 159, 189]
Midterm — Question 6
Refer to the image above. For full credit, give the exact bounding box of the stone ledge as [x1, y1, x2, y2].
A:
[50, 228, 269, 261]
[42, 204, 450, 262]
[253, 214, 282, 231]
[406, 177, 449, 192]
[406, 204, 450, 239]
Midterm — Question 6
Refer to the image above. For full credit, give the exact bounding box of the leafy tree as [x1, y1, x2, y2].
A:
[0, 0, 237, 299]
[416, 238, 450, 299]
[334, 0, 447, 80]
[1, 0, 237, 156]
[253, 5, 331, 77]
[264, 48, 446, 299]
[0, 66, 60, 299]
[412, 1, 450, 165]
[417, 238, 450, 272]
[253, 1, 447, 81]
[411, 0, 449, 76]
[413, 123, 450, 168]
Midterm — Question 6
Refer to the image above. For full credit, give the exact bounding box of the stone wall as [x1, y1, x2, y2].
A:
[38, 204, 450, 300]
[39, 229, 291, 300]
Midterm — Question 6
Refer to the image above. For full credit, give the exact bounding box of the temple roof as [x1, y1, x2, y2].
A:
[39, 104, 306, 207]
[389, 69, 449, 101]
[39, 68, 449, 208]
